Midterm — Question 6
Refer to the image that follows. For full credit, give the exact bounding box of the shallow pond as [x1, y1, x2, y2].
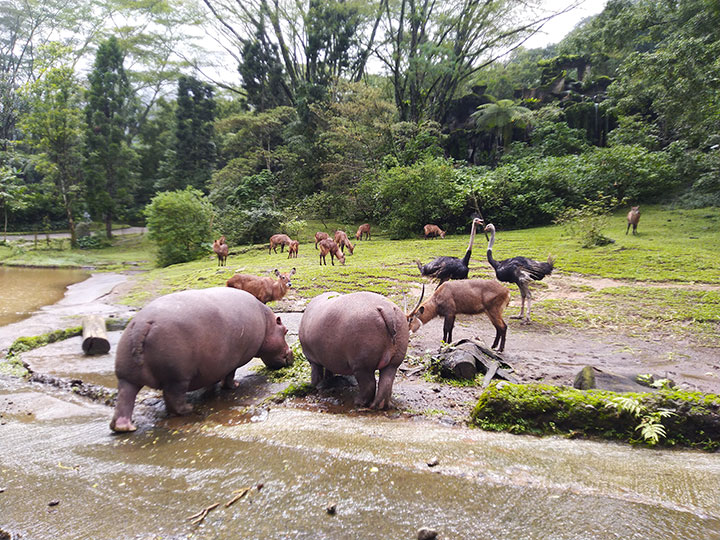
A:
[0, 266, 89, 326]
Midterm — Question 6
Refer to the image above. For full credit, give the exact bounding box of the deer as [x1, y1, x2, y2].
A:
[334, 230, 355, 254]
[626, 206, 640, 235]
[423, 224, 446, 239]
[406, 279, 511, 352]
[226, 268, 296, 304]
[269, 234, 293, 254]
[288, 240, 299, 258]
[314, 232, 329, 249]
[212, 236, 229, 266]
[318, 238, 346, 266]
[356, 223, 371, 241]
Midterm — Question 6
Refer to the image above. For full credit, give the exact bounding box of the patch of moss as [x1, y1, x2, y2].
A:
[471, 383, 720, 450]
[1, 326, 83, 378]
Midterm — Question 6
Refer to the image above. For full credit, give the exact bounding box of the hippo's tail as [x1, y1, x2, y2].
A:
[376, 306, 397, 345]
[130, 320, 154, 366]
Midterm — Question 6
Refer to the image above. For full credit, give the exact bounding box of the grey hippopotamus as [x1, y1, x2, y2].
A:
[110, 287, 293, 432]
[299, 291, 409, 409]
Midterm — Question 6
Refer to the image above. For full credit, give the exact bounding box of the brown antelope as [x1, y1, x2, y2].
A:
[212, 236, 229, 266]
[356, 223, 371, 241]
[318, 238, 346, 266]
[423, 224, 446, 239]
[626, 206, 640, 235]
[314, 232, 329, 249]
[269, 234, 293, 254]
[334, 230, 355, 254]
[406, 280, 511, 351]
[288, 240, 299, 258]
[226, 268, 296, 304]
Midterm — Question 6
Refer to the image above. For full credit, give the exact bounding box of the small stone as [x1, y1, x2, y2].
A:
[326, 503, 336, 515]
[432, 387, 441, 393]
[48, 500, 60, 507]
[427, 457, 439, 467]
[418, 527, 438, 540]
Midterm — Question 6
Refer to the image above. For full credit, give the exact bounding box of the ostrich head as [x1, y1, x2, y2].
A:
[484, 223, 496, 249]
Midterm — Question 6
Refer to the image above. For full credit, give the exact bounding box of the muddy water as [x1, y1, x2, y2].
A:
[1, 372, 719, 540]
[0, 266, 89, 327]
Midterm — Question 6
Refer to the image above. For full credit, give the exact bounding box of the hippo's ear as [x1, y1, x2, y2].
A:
[276, 316, 282, 325]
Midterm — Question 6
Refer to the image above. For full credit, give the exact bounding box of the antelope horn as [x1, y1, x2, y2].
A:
[408, 284, 425, 316]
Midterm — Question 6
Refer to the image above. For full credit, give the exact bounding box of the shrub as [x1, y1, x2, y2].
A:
[145, 188, 213, 267]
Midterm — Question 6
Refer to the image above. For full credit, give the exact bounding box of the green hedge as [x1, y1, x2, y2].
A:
[471, 383, 720, 450]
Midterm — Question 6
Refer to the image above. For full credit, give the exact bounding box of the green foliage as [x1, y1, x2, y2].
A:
[2, 326, 83, 377]
[471, 382, 720, 449]
[75, 234, 111, 250]
[365, 157, 465, 238]
[556, 196, 616, 248]
[472, 99, 533, 156]
[84, 36, 137, 235]
[145, 188, 213, 267]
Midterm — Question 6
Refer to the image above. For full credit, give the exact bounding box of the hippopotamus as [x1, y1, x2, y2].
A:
[110, 287, 293, 432]
[298, 291, 409, 409]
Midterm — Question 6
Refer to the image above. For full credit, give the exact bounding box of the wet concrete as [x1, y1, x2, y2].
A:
[2, 275, 720, 539]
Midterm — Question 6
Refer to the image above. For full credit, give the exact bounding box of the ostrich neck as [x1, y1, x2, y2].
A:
[467, 220, 478, 251]
[486, 228, 499, 269]
[487, 228, 495, 251]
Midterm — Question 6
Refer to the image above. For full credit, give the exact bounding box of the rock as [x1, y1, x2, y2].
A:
[48, 500, 59, 507]
[325, 503, 336, 515]
[427, 457, 439, 467]
[574, 366, 654, 392]
[418, 527, 438, 540]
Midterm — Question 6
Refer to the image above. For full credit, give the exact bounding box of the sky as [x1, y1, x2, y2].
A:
[523, 0, 607, 49]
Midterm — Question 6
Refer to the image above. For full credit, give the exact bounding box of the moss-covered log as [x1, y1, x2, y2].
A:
[471, 383, 720, 451]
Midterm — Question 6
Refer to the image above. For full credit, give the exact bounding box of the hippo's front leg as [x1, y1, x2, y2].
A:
[354, 370, 377, 407]
[162, 380, 194, 415]
[310, 362, 326, 386]
[223, 369, 238, 389]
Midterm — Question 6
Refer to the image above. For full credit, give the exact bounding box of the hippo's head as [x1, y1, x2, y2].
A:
[260, 315, 294, 369]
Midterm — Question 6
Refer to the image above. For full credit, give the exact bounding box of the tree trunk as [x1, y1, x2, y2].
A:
[105, 213, 112, 239]
[438, 350, 477, 379]
[82, 315, 111, 355]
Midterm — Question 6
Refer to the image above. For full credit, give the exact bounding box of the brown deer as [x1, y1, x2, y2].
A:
[288, 240, 299, 258]
[318, 238, 346, 266]
[334, 230, 355, 254]
[269, 234, 293, 254]
[423, 224, 446, 239]
[355, 223, 371, 241]
[406, 280, 511, 351]
[212, 236, 229, 266]
[314, 232, 329, 249]
[626, 206, 640, 235]
[226, 268, 296, 304]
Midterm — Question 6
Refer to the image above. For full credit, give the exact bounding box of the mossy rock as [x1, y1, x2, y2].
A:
[471, 383, 720, 450]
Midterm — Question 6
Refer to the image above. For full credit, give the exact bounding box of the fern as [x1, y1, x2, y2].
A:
[607, 397, 676, 445]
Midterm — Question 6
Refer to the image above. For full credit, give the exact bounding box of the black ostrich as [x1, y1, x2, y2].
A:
[484, 223, 554, 323]
[416, 218, 484, 286]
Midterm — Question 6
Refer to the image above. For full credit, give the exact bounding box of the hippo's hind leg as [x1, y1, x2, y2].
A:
[110, 379, 141, 432]
[162, 380, 193, 416]
[354, 370, 377, 407]
[223, 369, 238, 389]
[370, 365, 398, 410]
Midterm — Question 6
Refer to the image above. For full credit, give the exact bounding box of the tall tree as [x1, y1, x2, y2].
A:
[158, 75, 216, 192]
[472, 99, 533, 156]
[18, 44, 84, 246]
[376, 0, 581, 122]
[85, 36, 137, 238]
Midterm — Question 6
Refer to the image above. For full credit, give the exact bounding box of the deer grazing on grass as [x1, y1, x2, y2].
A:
[288, 240, 299, 258]
[423, 224, 446, 239]
[318, 238, 346, 266]
[334, 230, 355, 254]
[356, 223, 371, 241]
[314, 232, 329, 249]
[226, 268, 296, 304]
[269, 234, 293, 254]
[626, 206, 640, 235]
[406, 280, 511, 351]
[213, 236, 228, 266]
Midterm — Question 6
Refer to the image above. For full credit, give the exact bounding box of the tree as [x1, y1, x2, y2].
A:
[84, 36, 137, 238]
[170, 75, 216, 192]
[376, 0, 579, 122]
[18, 44, 84, 246]
[472, 99, 533, 157]
[145, 187, 213, 266]
[0, 165, 27, 241]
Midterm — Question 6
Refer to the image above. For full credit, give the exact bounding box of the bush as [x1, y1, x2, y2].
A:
[216, 204, 283, 246]
[145, 188, 213, 267]
[365, 157, 465, 238]
[556, 196, 616, 248]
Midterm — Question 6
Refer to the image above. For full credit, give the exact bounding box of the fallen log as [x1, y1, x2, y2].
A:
[81, 315, 110, 355]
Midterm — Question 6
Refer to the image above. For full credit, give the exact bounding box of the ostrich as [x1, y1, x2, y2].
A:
[416, 218, 484, 286]
[484, 223, 554, 323]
